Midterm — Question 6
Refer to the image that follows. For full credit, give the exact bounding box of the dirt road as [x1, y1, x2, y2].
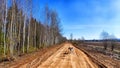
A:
[37, 43, 100, 68]
[7, 43, 106, 68]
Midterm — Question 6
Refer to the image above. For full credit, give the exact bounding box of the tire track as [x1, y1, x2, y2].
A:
[37, 43, 103, 68]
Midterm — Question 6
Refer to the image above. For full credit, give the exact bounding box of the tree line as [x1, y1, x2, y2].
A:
[0, 0, 66, 59]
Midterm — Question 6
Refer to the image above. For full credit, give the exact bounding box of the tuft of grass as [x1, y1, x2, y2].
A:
[0, 45, 4, 55]
[27, 46, 37, 53]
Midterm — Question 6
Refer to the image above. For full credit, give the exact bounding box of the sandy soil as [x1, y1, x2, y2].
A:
[1, 43, 107, 68]
[37, 43, 99, 68]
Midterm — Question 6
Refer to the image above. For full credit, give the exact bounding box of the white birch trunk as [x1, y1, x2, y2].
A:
[23, 15, 26, 53]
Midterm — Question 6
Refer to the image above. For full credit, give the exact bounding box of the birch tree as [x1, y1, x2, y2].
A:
[16, 0, 22, 55]
[3, 0, 8, 56]
[27, 0, 32, 52]
[0, 1, 65, 58]
[50, 10, 62, 44]
[0, 0, 4, 56]
[22, 0, 28, 53]
[44, 5, 51, 46]
[9, 0, 16, 57]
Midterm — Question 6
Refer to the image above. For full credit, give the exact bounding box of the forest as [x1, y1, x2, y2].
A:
[0, 0, 66, 60]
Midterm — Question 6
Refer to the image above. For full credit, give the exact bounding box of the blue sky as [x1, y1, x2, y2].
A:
[32, 0, 120, 40]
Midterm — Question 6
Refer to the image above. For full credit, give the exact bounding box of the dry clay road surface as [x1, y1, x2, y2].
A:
[17, 43, 103, 68]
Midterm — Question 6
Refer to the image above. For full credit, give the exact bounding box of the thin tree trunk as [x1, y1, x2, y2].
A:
[3, 0, 8, 57]
[27, 18, 30, 52]
[34, 22, 36, 49]
[18, 11, 21, 55]
[10, 0, 14, 57]
[23, 15, 26, 54]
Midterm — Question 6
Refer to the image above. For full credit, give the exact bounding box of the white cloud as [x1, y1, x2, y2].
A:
[65, 24, 120, 30]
